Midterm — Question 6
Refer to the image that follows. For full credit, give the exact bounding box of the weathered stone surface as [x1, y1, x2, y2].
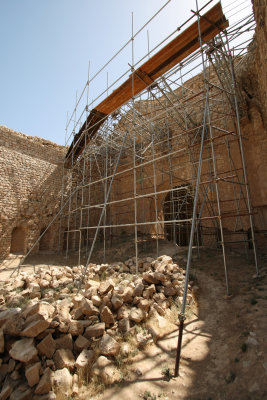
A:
[71, 374, 79, 397]
[33, 390, 56, 400]
[154, 272, 166, 282]
[0, 364, 8, 385]
[72, 294, 84, 309]
[54, 300, 71, 333]
[10, 369, 21, 380]
[81, 298, 99, 316]
[129, 308, 145, 323]
[37, 329, 55, 340]
[21, 319, 50, 338]
[111, 294, 123, 310]
[13, 278, 25, 289]
[28, 282, 40, 293]
[92, 356, 121, 385]
[2, 312, 24, 336]
[70, 307, 83, 320]
[133, 283, 144, 297]
[0, 308, 21, 328]
[117, 305, 130, 320]
[143, 284, 156, 299]
[23, 302, 54, 320]
[164, 286, 177, 296]
[25, 362, 41, 387]
[7, 358, 16, 373]
[10, 387, 32, 400]
[84, 279, 100, 291]
[53, 349, 75, 370]
[55, 333, 73, 351]
[152, 302, 165, 316]
[99, 334, 120, 356]
[0, 385, 13, 400]
[84, 323, 105, 339]
[52, 368, 72, 397]
[74, 335, 90, 353]
[100, 306, 115, 325]
[99, 294, 112, 311]
[9, 338, 38, 363]
[98, 280, 114, 296]
[40, 280, 50, 289]
[91, 295, 102, 307]
[136, 333, 149, 347]
[37, 334, 56, 358]
[0, 374, 19, 400]
[118, 317, 130, 333]
[147, 315, 177, 343]
[157, 255, 173, 266]
[137, 299, 151, 312]
[68, 320, 84, 336]
[0, 330, 4, 353]
[122, 287, 133, 303]
[35, 367, 54, 395]
[143, 272, 160, 284]
[75, 349, 94, 369]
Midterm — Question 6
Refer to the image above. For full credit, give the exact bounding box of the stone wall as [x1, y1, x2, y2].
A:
[236, 0, 267, 236]
[0, 126, 67, 260]
[252, 0, 267, 127]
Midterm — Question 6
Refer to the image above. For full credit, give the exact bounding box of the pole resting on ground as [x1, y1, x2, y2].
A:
[174, 313, 186, 377]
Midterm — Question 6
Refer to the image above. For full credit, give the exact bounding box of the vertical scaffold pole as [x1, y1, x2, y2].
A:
[174, 91, 208, 377]
[225, 33, 259, 275]
[131, 11, 139, 274]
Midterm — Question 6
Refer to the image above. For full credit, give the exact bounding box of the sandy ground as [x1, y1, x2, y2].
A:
[1, 246, 266, 400]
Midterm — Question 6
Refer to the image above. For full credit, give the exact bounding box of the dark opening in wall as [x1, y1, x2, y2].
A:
[163, 185, 202, 246]
[63, 231, 78, 251]
[39, 227, 51, 251]
[10, 226, 26, 254]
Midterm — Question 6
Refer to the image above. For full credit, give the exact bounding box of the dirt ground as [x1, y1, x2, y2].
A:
[1, 245, 266, 400]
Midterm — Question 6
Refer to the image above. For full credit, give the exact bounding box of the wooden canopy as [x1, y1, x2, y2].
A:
[65, 2, 228, 165]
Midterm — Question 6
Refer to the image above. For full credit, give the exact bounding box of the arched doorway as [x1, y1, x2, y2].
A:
[39, 227, 51, 251]
[10, 227, 26, 254]
[163, 185, 201, 246]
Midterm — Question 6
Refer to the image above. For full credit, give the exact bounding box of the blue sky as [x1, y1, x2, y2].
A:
[0, 0, 253, 145]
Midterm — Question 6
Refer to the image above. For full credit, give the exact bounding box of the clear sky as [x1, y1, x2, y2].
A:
[0, 0, 253, 145]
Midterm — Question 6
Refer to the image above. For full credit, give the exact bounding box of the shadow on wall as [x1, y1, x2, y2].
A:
[0, 163, 66, 261]
[163, 185, 202, 246]
[39, 227, 53, 252]
[10, 226, 26, 254]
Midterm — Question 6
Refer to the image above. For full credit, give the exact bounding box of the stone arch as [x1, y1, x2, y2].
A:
[163, 184, 202, 246]
[10, 226, 26, 254]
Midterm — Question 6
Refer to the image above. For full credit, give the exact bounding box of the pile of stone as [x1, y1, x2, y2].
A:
[0, 255, 194, 399]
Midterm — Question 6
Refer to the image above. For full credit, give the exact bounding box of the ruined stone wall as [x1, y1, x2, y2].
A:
[236, 0, 267, 235]
[0, 126, 67, 260]
[252, 0, 267, 126]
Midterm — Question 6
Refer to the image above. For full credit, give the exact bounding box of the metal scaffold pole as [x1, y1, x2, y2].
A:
[174, 91, 208, 377]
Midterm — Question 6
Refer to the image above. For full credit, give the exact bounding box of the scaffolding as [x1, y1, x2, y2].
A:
[13, 0, 259, 376]
[57, 0, 257, 290]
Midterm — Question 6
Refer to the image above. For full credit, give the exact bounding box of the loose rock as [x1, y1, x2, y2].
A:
[25, 362, 41, 387]
[9, 338, 38, 363]
[99, 334, 120, 356]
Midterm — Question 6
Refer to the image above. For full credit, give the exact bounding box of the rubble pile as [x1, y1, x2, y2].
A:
[0, 255, 194, 399]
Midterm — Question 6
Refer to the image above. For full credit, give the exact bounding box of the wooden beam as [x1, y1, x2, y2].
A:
[66, 2, 228, 165]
